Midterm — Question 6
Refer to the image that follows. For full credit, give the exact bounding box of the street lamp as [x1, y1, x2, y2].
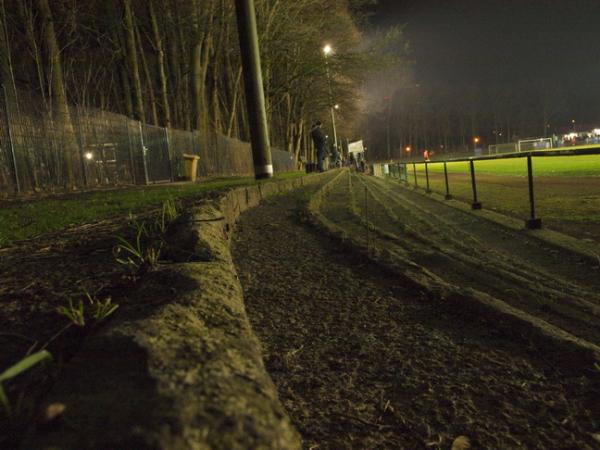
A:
[322, 44, 338, 153]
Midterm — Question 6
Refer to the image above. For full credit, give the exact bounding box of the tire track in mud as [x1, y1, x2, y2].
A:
[321, 171, 600, 346]
[232, 183, 599, 450]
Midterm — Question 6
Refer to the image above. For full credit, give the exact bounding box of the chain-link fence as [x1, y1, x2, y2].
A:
[0, 88, 295, 197]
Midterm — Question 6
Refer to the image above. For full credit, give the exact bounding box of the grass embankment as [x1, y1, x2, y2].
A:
[406, 155, 600, 240]
[0, 172, 305, 246]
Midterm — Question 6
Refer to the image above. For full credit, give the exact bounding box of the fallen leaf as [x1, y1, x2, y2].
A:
[40, 403, 66, 424]
[451, 435, 471, 450]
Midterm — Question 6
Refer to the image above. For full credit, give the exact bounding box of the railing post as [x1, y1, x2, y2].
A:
[525, 153, 542, 229]
[138, 121, 150, 185]
[444, 161, 452, 200]
[404, 163, 409, 185]
[413, 163, 418, 188]
[469, 159, 482, 209]
[424, 161, 431, 193]
[2, 83, 20, 193]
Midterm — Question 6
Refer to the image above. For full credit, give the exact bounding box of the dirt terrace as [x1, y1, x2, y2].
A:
[232, 179, 599, 449]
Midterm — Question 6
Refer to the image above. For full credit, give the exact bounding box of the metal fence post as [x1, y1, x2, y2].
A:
[469, 159, 482, 209]
[424, 161, 431, 193]
[138, 121, 150, 185]
[125, 117, 137, 184]
[404, 163, 409, 185]
[164, 127, 174, 182]
[2, 83, 20, 193]
[75, 106, 88, 187]
[413, 163, 418, 188]
[525, 153, 542, 229]
[444, 161, 452, 200]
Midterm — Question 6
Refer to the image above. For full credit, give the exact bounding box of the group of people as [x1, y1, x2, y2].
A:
[309, 121, 351, 172]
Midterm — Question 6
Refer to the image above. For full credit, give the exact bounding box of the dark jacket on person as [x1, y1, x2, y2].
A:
[310, 125, 326, 152]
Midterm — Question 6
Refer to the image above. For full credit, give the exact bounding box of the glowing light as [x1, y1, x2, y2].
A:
[84, 152, 94, 160]
[323, 44, 333, 56]
[405, 146, 411, 152]
[334, 104, 340, 110]
[473, 137, 480, 144]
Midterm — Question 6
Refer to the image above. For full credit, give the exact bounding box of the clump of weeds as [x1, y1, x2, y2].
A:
[114, 199, 179, 277]
[56, 290, 119, 328]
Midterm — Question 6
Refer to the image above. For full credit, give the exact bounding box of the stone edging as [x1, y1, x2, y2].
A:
[23, 172, 333, 450]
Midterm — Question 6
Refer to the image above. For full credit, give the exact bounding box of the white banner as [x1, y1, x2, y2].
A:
[348, 140, 364, 154]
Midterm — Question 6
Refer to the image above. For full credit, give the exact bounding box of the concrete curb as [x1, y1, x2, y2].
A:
[23, 172, 334, 450]
[308, 171, 600, 372]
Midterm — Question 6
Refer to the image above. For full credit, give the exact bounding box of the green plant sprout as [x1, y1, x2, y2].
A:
[157, 198, 178, 234]
[114, 220, 162, 273]
[57, 291, 119, 327]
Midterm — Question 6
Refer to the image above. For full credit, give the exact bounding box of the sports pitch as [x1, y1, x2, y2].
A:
[424, 153, 600, 177]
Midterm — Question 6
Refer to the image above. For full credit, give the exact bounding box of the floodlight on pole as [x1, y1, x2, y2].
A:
[322, 44, 338, 152]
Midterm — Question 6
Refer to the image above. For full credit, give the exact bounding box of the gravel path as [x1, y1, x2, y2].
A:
[231, 185, 599, 450]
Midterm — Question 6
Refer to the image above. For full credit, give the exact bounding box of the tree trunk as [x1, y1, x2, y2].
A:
[123, 0, 145, 123]
[149, 0, 171, 128]
[134, 19, 158, 125]
[18, 0, 47, 110]
[0, 0, 17, 105]
[227, 67, 242, 137]
[37, 0, 78, 187]
[191, 0, 214, 132]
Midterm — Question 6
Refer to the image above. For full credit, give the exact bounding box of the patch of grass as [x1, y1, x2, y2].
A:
[0, 172, 306, 246]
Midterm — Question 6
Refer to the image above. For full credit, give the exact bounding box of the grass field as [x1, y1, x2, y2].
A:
[0, 171, 305, 246]
[422, 154, 600, 177]
[399, 153, 600, 242]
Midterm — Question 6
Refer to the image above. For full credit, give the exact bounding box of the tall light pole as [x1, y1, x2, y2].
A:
[234, 0, 273, 179]
[323, 44, 338, 153]
[384, 96, 392, 161]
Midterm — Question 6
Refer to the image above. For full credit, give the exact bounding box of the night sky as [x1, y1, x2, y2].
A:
[370, 0, 600, 123]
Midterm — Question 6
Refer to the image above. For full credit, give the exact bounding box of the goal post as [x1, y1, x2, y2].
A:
[517, 138, 553, 152]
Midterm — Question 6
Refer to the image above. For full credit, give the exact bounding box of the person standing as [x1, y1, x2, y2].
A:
[310, 121, 327, 172]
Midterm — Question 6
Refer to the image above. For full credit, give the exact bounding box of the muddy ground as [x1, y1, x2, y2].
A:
[0, 194, 218, 446]
[232, 182, 599, 449]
